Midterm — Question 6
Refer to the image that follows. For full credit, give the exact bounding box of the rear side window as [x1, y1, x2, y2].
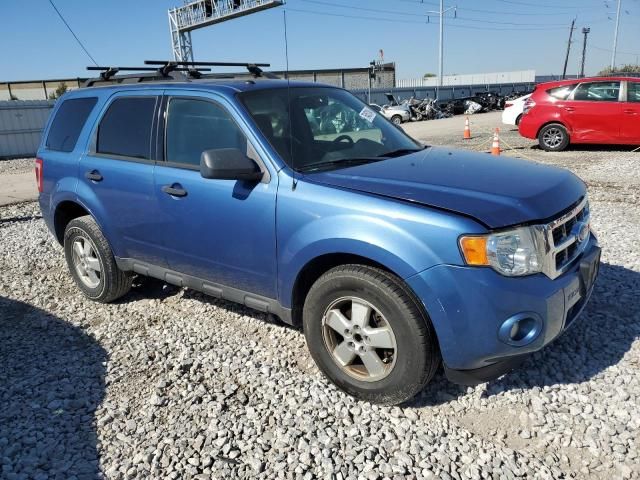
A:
[165, 98, 247, 167]
[546, 85, 575, 100]
[573, 82, 620, 102]
[97, 97, 156, 159]
[46, 97, 97, 152]
[628, 82, 640, 102]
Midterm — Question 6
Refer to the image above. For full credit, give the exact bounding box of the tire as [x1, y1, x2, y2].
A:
[515, 114, 523, 126]
[391, 115, 403, 126]
[64, 215, 132, 303]
[538, 123, 569, 151]
[303, 265, 440, 405]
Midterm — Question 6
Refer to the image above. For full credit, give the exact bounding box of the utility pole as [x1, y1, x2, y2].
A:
[580, 27, 590, 78]
[611, 0, 622, 70]
[562, 18, 576, 79]
[426, 1, 456, 98]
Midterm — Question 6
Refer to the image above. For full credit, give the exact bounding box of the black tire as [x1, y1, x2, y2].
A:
[515, 113, 523, 126]
[64, 215, 132, 303]
[391, 115, 403, 126]
[303, 265, 440, 405]
[538, 123, 569, 151]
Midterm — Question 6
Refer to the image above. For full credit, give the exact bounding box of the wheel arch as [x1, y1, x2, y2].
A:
[536, 120, 570, 140]
[53, 200, 90, 245]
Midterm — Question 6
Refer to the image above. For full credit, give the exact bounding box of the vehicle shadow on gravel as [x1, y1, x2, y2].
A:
[409, 262, 640, 407]
[0, 296, 106, 479]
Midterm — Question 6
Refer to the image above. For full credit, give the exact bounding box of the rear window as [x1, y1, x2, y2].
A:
[46, 97, 97, 152]
[97, 97, 156, 159]
[546, 85, 576, 100]
[573, 81, 620, 102]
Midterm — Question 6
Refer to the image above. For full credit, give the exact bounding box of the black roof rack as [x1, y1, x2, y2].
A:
[82, 60, 277, 87]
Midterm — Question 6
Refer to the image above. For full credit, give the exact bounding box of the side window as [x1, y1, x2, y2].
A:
[165, 98, 247, 167]
[573, 82, 620, 102]
[546, 85, 576, 100]
[46, 97, 98, 152]
[97, 97, 156, 159]
[628, 82, 640, 102]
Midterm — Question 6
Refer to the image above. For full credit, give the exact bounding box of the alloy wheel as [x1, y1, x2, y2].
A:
[321, 296, 397, 382]
[71, 236, 102, 289]
[543, 127, 564, 149]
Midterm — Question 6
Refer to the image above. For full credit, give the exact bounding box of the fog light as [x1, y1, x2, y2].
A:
[498, 313, 543, 346]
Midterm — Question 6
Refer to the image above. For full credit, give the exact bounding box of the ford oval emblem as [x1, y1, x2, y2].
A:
[576, 222, 589, 243]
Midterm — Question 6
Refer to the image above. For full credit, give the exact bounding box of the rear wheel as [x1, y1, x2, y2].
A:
[303, 265, 440, 405]
[64, 216, 132, 303]
[515, 113, 523, 126]
[391, 115, 403, 126]
[538, 123, 569, 151]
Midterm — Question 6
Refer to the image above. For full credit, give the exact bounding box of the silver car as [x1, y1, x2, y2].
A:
[369, 103, 410, 125]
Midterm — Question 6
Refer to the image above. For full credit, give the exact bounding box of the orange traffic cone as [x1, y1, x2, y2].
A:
[463, 116, 472, 139]
[491, 128, 501, 156]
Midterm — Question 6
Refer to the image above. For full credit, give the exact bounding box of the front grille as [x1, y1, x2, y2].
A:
[544, 197, 590, 277]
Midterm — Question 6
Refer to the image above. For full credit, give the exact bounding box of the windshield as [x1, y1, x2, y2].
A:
[238, 87, 423, 172]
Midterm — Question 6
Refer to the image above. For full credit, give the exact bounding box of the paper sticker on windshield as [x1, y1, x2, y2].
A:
[359, 106, 376, 123]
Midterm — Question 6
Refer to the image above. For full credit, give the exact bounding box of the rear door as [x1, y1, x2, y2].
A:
[565, 81, 622, 142]
[621, 80, 640, 143]
[153, 91, 278, 298]
[79, 90, 167, 266]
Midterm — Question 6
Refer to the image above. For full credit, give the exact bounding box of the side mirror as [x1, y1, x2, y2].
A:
[200, 148, 263, 182]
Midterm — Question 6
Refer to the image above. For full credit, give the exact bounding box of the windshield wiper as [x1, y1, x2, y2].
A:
[377, 146, 428, 158]
[299, 157, 386, 173]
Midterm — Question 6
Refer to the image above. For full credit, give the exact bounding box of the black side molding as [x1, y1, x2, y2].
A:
[443, 355, 527, 386]
[115, 258, 293, 325]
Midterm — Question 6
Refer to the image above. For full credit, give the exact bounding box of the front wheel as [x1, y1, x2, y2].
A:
[303, 265, 440, 405]
[391, 115, 403, 126]
[538, 123, 569, 151]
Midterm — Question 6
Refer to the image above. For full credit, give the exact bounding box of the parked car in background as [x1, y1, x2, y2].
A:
[502, 93, 531, 126]
[38, 76, 600, 405]
[519, 76, 640, 151]
[370, 102, 410, 125]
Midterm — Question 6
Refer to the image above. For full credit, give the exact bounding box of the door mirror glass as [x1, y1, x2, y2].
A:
[200, 148, 263, 181]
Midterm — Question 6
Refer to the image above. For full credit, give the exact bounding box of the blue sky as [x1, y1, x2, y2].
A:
[1, 0, 639, 82]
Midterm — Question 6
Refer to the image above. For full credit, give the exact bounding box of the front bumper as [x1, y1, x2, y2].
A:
[406, 237, 600, 383]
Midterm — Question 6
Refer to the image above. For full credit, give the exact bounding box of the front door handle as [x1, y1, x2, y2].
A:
[564, 106, 576, 112]
[162, 184, 188, 197]
[623, 109, 637, 114]
[85, 170, 103, 182]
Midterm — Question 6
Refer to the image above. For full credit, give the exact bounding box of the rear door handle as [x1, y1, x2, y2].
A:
[623, 109, 637, 114]
[85, 170, 103, 182]
[564, 106, 575, 112]
[162, 184, 188, 197]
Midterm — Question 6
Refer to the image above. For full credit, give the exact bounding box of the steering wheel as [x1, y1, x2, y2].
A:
[332, 135, 354, 148]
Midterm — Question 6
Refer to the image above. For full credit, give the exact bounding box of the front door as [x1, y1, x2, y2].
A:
[79, 91, 167, 266]
[153, 92, 278, 298]
[621, 80, 640, 143]
[565, 81, 622, 142]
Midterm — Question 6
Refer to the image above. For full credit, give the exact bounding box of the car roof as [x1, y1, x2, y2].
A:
[536, 76, 640, 89]
[64, 78, 331, 99]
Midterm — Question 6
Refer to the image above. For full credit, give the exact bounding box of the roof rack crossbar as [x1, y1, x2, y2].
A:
[83, 66, 212, 86]
[144, 60, 271, 78]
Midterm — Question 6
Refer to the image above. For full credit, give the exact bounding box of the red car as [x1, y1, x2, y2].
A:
[518, 76, 640, 151]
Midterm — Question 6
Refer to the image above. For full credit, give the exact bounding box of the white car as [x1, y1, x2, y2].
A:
[370, 103, 410, 125]
[502, 94, 531, 126]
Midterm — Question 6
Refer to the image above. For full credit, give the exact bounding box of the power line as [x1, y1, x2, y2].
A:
[395, 0, 601, 15]
[493, 0, 604, 9]
[48, 0, 98, 66]
[286, 7, 571, 30]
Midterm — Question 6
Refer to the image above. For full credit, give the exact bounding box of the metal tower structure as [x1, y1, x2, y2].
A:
[168, 0, 284, 62]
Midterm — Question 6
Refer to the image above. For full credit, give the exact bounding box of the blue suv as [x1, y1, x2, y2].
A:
[37, 74, 600, 404]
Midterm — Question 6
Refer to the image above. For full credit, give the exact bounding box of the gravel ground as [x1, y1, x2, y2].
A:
[0, 133, 639, 479]
[0, 158, 35, 176]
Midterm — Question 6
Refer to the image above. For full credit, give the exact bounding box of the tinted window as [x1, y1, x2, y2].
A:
[546, 85, 576, 100]
[628, 81, 640, 102]
[165, 98, 247, 167]
[97, 97, 156, 159]
[573, 82, 620, 102]
[46, 97, 97, 152]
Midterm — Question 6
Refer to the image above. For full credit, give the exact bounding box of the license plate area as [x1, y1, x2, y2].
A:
[563, 246, 601, 328]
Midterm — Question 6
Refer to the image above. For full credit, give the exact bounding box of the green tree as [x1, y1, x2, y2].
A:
[598, 64, 640, 76]
[48, 82, 69, 100]
[423, 73, 436, 78]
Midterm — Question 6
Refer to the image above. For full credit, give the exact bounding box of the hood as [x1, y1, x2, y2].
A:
[303, 146, 585, 229]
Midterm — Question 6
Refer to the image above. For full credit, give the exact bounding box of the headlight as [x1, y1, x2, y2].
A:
[459, 227, 543, 277]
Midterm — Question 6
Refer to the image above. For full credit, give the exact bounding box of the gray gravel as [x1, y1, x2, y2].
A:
[1, 141, 639, 479]
[0, 158, 35, 176]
